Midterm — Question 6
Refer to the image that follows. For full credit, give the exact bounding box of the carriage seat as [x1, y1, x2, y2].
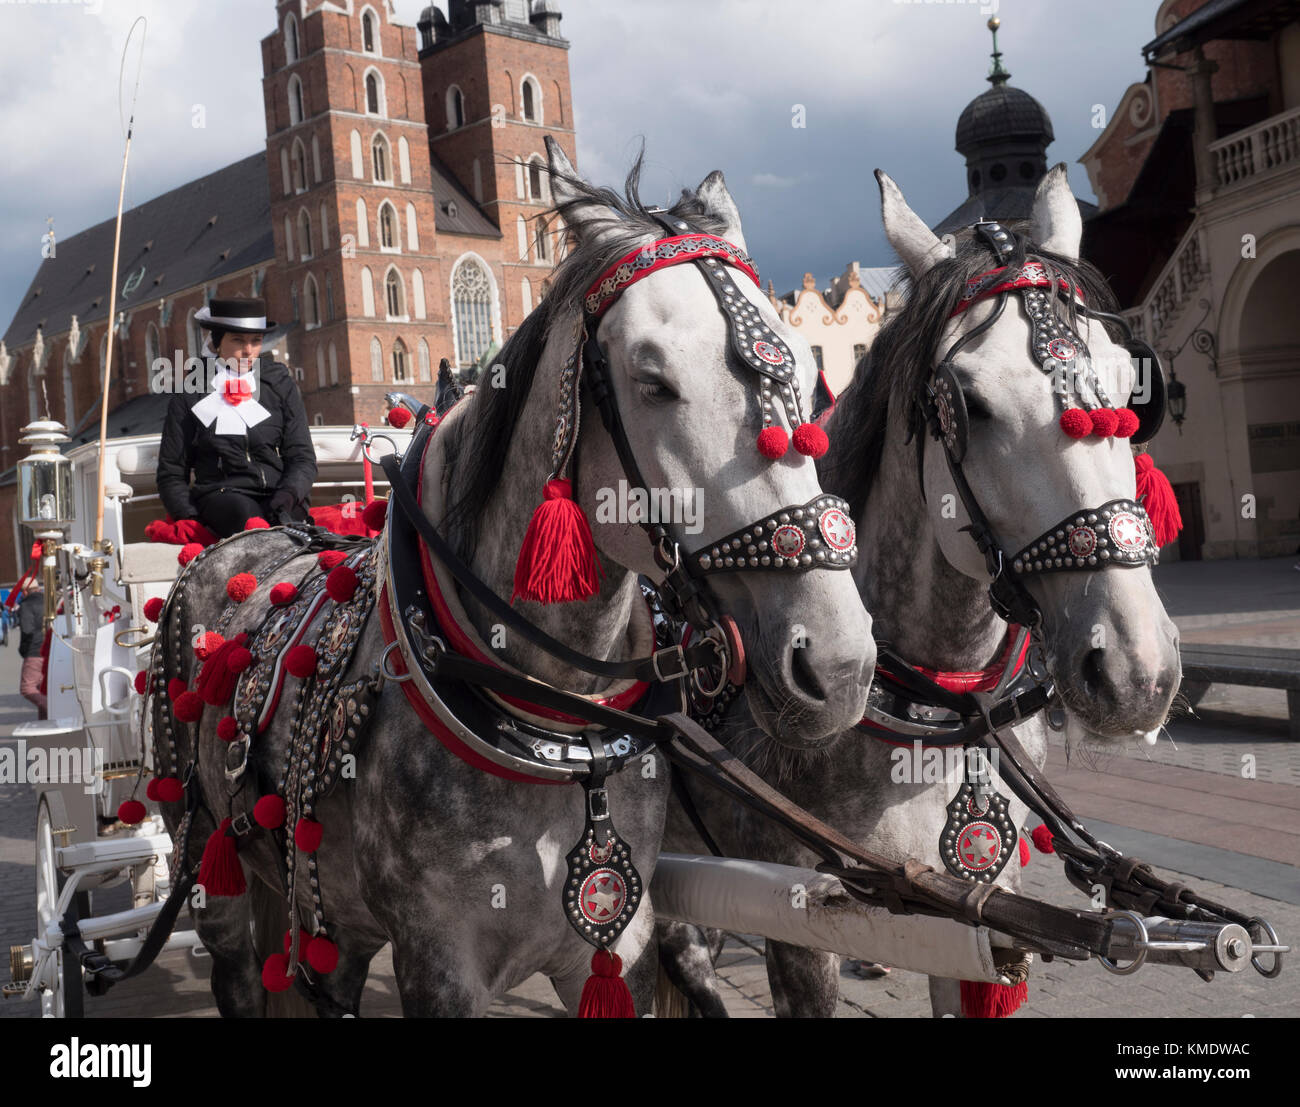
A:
[119, 541, 183, 584]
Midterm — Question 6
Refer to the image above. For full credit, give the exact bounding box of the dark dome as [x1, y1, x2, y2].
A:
[956, 84, 1054, 155]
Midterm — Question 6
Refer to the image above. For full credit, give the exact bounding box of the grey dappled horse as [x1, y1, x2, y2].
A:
[660, 167, 1181, 1018]
[149, 141, 874, 1017]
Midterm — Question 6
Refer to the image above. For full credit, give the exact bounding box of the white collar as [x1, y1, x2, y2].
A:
[191, 363, 272, 434]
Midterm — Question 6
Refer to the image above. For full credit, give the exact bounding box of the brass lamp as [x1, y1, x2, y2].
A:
[17, 419, 74, 626]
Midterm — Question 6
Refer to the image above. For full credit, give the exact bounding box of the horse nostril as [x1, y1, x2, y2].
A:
[1082, 648, 1107, 700]
[790, 643, 826, 703]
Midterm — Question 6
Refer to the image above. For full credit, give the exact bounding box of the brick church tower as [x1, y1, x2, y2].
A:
[260, 0, 574, 426]
[416, 0, 576, 332]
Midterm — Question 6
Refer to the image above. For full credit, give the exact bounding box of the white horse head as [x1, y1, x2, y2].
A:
[874, 167, 1179, 740]
[443, 141, 874, 746]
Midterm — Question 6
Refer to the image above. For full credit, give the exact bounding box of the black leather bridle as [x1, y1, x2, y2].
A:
[915, 221, 1168, 629]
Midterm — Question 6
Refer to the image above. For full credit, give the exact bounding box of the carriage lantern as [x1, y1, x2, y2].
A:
[17, 419, 75, 536]
[1166, 370, 1187, 433]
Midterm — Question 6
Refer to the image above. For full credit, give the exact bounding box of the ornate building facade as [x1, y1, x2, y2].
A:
[0, 0, 576, 581]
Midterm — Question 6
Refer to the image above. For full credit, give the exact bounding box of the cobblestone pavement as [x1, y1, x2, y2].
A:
[2, 556, 1297, 1018]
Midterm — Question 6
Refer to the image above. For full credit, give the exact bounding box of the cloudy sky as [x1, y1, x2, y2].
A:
[1, 0, 1161, 336]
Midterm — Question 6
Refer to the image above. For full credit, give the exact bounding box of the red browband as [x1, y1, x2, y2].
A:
[583, 234, 759, 319]
[950, 262, 1083, 318]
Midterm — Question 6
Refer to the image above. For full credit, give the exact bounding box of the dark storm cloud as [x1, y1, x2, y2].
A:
[0, 0, 1160, 336]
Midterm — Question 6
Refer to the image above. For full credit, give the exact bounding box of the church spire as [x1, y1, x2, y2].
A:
[986, 16, 1010, 87]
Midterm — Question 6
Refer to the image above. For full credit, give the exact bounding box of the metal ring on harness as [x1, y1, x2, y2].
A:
[691, 630, 730, 699]
[1248, 915, 1285, 978]
[361, 432, 398, 466]
[1097, 909, 1149, 976]
[380, 639, 414, 683]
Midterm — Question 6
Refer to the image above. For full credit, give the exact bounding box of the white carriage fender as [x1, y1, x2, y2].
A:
[651, 854, 1007, 983]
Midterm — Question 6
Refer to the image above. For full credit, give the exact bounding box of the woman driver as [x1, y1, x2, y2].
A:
[156, 296, 317, 538]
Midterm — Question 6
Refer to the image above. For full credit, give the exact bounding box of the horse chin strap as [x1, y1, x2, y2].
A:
[918, 221, 1162, 630]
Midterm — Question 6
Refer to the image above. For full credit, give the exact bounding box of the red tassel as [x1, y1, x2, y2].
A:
[1018, 837, 1031, 866]
[195, 633, 251, 706]
[512, 479, 603, 605]
[1134, 454, 1182, 548]
[960, 978, 1027, 1018]
[578, 950, 635, 1018]
[198, 817, 246, 896]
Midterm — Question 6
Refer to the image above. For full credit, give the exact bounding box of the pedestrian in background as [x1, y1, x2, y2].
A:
[18, 585, 47, 718]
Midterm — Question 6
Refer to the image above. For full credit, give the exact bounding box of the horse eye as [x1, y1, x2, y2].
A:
[965, 394, 991, 420]
[634, 378, 678, 403]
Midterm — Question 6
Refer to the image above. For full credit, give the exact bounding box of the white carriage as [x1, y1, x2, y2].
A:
[4, 417, 408, 1016]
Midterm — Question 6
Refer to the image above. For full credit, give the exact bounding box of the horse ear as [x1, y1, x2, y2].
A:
[1029, 163, 1082, 261]
[876, 169, 954, 279]
[545, 135, 624, 246]
[693, 171, 746, 252]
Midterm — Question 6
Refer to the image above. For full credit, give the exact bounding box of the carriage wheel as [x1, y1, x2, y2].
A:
[35, 798, 85, 1018]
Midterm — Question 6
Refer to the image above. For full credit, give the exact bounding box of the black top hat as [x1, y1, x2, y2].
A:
[194, 296, 276, 335]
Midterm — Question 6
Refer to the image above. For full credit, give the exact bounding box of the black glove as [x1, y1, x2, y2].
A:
[268, 489, 299, 525]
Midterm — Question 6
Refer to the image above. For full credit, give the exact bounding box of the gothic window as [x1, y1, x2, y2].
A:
[325, 274, 335, 321]
[527, 157, 544, 202]
[288, 74, 305, 125]
[305, 274, 320, 327]
[452, 258, 494, 366]
[391, 338, 408, 382]
[316, 346, 326, 387]
[418, 337, 431, 381]
[379, 202, 398, 251]
[291, 139, 307, 192]
[398, 135, 411, 183]
[362, 10, 377, 53]
[534, 218, 551, 262]
[446, 85, 465, 130]
[521, 277, 532, 315]
[405, 202, 419, 251]
[356, 198, 370, 248]
[284, 14, 299, 63]
[521, 76, 540, 123]
[328, 341, 339, 385]
[412, 268, 426, 319]
[290, 283, 299, 324]
[350, 130, 364, 179]
[365, 71, 384, 116]
[297, 209, 313, 259]
[312, 134, 322, 183]
[319, 203, 330, 249]
[384, 268, 405, 318]
[369, 336, 383, 381]
[371, 133, 390, 182]
[361, 267, 375, 316]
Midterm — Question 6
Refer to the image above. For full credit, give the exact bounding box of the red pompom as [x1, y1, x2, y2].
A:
[285, 644, 318, 679]
[226, 572, 258, 602]
[1113, 407, 1140, 438]
[155, 777, 184, 803]
[1089, 407, 1119, 438]
[756, 426, 789, 459]
[317, 550, 347, 571]
[118, 799, 147, 825]
[174, 691, 204, 722]
[178, 542, 204, 566]
[294, 817, 323, 853]
[270, 582, 298, 606]
[261, 953, 295, 993]
[245, 516, 270, 530]
[216, 715, 239, 742]
[194, 631, 225, 661]
[306, 936, 339, 974]
[283, 928, 310, 955]
[1031, 824, 1055, 854]
[168, 678, 188, 702]
[326, 566, 358, 603]
[143, 596, 164, 622]
[386, 406, 412, 428]
[512, 479, 604, 605]
[1059, 408, 1092, 438]
[361, 499, 388, 531]
[227, 646, 252, 673]
[1018, 837, 1031, 867]
[146, 778, 160, 801]
[254, 794, 287, 829]
[134, 670, 148, 695]
[792, 422, 829, 459]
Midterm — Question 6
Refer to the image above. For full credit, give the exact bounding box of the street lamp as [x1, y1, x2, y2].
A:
[1167, 370, 1188, 433]
[17, 418, 74, 628]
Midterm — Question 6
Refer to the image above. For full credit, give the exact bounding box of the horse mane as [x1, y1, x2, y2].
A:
[442, 150, 732, 544]
[819, 227, 1119, 521]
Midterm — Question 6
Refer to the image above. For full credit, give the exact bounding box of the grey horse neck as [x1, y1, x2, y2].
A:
[857, 424, 1007, 673]
[437, 325, 645, 698]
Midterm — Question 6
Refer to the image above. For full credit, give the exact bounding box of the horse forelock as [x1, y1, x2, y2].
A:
[820, 227, 1119, 520]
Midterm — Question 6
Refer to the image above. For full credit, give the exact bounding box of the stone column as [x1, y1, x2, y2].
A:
[1191, 45, 1221, 202]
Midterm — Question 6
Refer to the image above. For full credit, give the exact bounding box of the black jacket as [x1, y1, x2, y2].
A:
[156, 359, 317, 520]
[19, 592, 44, 658]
